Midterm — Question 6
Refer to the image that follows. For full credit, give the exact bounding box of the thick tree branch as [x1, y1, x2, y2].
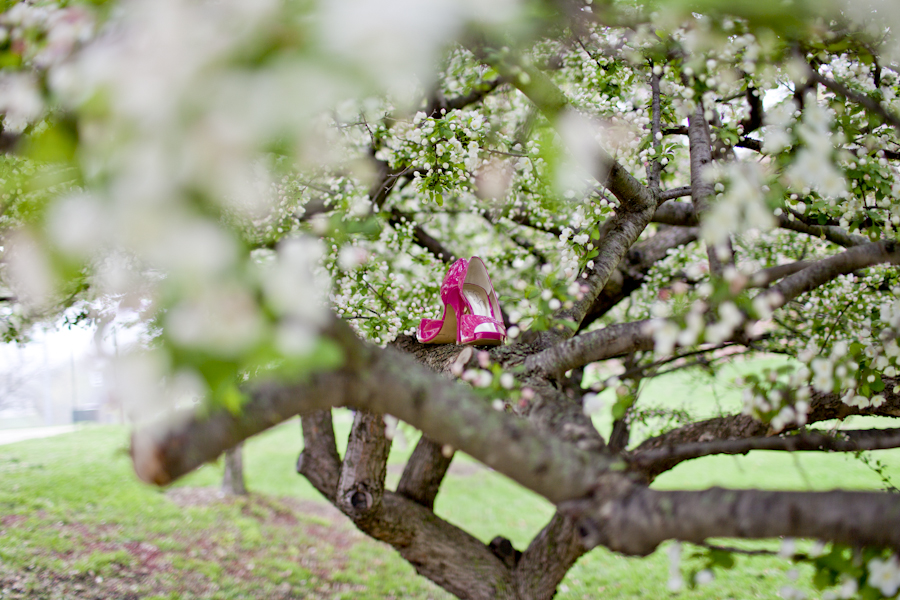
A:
[570, 486, 900, 556]
[396, 436, 453, 510]
[131, 318, 617, 504]
[634, 376, 900, 478]
[765, 240, 900, 309]
[355, 490, 517, 599]
[514, 512, 588, 598]
[297, 411, 342, 501]
[336, 410, 392, 521]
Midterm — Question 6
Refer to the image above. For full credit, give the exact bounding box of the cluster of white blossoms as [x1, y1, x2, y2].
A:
[785, 98, 848, 199]
[868, 555, 900, 598]
[0, 2, 94, 132]
[821, 575, 859, 600]
[740, 369, 812, 433]
[701, 161, 776, 250]
[0, 0, 531, 406]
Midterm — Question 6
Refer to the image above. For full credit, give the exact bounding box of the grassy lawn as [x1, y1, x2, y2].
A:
[1, 362, 899, 599]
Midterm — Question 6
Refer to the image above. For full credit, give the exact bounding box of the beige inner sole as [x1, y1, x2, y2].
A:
[463, 284, 492, 318]
[428, 304, 457, 344]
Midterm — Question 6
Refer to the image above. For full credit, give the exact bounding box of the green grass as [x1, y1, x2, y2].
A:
[1, 362, 899, 599]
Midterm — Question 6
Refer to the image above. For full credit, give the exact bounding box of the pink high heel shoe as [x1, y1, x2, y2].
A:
[417, 257, 506, 346]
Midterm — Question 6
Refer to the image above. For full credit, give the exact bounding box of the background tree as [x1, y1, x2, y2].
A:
[2, 0, 900, 598]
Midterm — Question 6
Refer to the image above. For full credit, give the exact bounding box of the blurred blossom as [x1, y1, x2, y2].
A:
[868, 555, 900, 597]
[321, 0, 454, 90]
[338, 245, 369, 270]
[148, 219, 238, 277]
[322, 0, 519, 92]
[34, 7, 94, 68]
[262, 237, 330, 324]
[702, 162, 775, 247]
[0, 73, 43, 132]
[111, 350, 171, 422]
[166, 284, 263, 356]
[556, 109, 606, 188]
[4, 231, 57, 311]
[275, 320, 318, 356]
[46, 192, 107, 257]
[92, 252, 145, 299]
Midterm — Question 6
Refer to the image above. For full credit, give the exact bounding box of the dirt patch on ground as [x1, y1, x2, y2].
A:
[0, 488, 369, 600]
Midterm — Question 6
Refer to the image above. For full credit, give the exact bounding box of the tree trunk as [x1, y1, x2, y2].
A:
[222, 442, 247, 496]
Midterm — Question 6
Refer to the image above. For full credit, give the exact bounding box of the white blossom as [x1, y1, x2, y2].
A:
[868, 555, 900, 597]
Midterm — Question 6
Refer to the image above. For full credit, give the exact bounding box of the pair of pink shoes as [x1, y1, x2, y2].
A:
[417, 257, 506, 346]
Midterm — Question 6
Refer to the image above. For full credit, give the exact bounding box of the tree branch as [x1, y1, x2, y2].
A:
[647, 69, 662, 190]
[526, 240, 900, 377]
[765, 240, 900, 309]
[809, 69, 900, 132]
[628, 428, 900, 472]
[297, 411, 342, 501]
[569, 485, 900, 556]
[396, 436, 453, 510]
[336, 410, 392, 521]
[688, 105, 730, 276]
[131, 318, 617, 504]
[514, 512, 588, 597]
[581, 225, 699, 327]
[633, 377, 900, 478]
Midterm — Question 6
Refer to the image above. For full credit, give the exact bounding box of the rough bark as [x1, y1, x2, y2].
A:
[298, 405, 516, 600]
[336, 410, 392, 521]
[397, 435, 454, 510]
[514, 512, 588, 599]
[297, 410, 342, 501]
[688, 105, 731, 276]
